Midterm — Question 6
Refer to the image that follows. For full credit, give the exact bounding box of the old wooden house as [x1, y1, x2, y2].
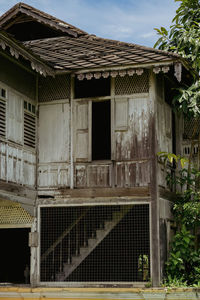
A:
[0, 2, 193, 287]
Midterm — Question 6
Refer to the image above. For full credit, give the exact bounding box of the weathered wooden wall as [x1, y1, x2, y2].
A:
[0, 76, 37, 189]
[155, 75, 173, 189]
[38, 102, 70, 188]
[37, 90, 152, 190]
[0, 141, 36, 186]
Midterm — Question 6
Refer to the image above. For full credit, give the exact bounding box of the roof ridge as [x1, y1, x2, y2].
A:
[0, 2, 88, 37]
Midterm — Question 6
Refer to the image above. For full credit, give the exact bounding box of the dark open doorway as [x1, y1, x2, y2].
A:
[92, 100, 111, 160]
[0, 228, 30, 284]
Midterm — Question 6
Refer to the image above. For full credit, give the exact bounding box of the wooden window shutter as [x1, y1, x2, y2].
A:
[7, 91, 23, 143]
[114, 98, 128, 131]
[39, 103, 69, 163]
[111, 98, 128, 161]
[74, 101, 91, 162]
[24, 112, 36, 148]
[0, 98, 6, 138]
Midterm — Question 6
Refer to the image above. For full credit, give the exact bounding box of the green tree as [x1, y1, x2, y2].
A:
[154, 0, 200, 118]
[155, 1, 200, 285]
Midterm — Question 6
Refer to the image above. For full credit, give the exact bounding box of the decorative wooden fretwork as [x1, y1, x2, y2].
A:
[39, 74, 70, 102]
[115, 70, 149, 95]
[0, 200, 33, 226]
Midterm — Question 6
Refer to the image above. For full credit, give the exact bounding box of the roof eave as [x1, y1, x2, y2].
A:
[0, 31, 55, 77]
[53, 59, 179, 75]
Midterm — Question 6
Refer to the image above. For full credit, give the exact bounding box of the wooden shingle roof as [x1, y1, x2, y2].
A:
[24, 34, 181, 72]
[0, 2, 87, 38]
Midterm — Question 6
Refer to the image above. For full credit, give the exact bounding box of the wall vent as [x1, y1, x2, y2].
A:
[115, 71, 149, 95]
[24, 112, 36, 148]
[39, 75, 70, 102]
[183, 117, 200, 140]
[0, 99, 6, 138]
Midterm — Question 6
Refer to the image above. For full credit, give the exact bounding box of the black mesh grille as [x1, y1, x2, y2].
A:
[40, 204, 150, 282]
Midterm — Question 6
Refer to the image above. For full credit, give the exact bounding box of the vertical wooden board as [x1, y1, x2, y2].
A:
[136, 161, 150, 186]
[58, 167, 69, 186]
[115, 98, 128, 130]
[38, 167, 48, 187]
[7, 91, 23, 144]
[157, 102, 172, 153]
[126, 162, 137, 187]
[115, 97, 150, 160]
[96, 165, 110, 187]
[75, 165, 87, 187]
[74, 101, 90, 162]
[76, 131, 88, 161]
[116, 162, 126, 187]
[76, 103, 88, 130]
[39, 103, 70, 163]
[87, 164, 110, 187]
[48, 168, 58, 186]
[16, 157, 21, 183]
[0, 152, 6, 180]
[87, 165, 97, 186]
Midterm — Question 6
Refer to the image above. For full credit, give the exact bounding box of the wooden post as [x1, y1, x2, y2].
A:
[149, 70, 160, 286]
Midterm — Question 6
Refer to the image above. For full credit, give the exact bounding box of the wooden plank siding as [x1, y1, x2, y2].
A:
[0, 141, 36, 187]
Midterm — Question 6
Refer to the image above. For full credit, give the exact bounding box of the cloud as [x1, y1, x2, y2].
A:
[141, 32, 157, 39]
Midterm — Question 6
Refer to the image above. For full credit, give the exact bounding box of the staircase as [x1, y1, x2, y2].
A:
[41, 205, 132, 281]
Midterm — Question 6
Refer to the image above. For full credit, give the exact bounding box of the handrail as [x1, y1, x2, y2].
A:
[41, 207, 90, 261]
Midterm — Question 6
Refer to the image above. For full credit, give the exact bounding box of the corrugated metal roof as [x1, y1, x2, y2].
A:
[24, 34, 181, 71]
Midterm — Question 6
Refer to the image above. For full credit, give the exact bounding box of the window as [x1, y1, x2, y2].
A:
[92, 100, 111, 160]
[74, 99, 111, 162]
[0, 83, 36, 148]
[0, 87, 6, 99]
[24, 100, 36, 148]
[0, 87, 6, 138]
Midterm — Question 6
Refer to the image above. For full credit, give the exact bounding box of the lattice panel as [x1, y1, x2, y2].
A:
[0, 99, 6, 137]
[39, 75, 70, 102]
[115, 71, 149, 95]
[183, 117, 200, 140]
[40, 204, 150, 282]
[0, 202, 33, 225]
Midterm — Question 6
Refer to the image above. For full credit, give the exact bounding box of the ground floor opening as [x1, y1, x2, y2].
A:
[40, 204, 150, 283]
[0, 228, 30, 284]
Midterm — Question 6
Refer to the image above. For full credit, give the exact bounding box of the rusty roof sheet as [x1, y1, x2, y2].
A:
[0, 2, 87, 37]
[24, 34, 181, 71]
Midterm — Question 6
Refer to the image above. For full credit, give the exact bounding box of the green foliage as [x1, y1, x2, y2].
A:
[157, 151, 188, 168]
[158, 152, 200, 286]
[154, 0, 200, 72]
[165, 225, 200, 285]
[155, 1, 200, 286]
[154, 0, 200, 118]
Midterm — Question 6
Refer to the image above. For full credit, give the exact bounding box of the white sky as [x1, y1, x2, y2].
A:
[0, 0, 179, 47]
